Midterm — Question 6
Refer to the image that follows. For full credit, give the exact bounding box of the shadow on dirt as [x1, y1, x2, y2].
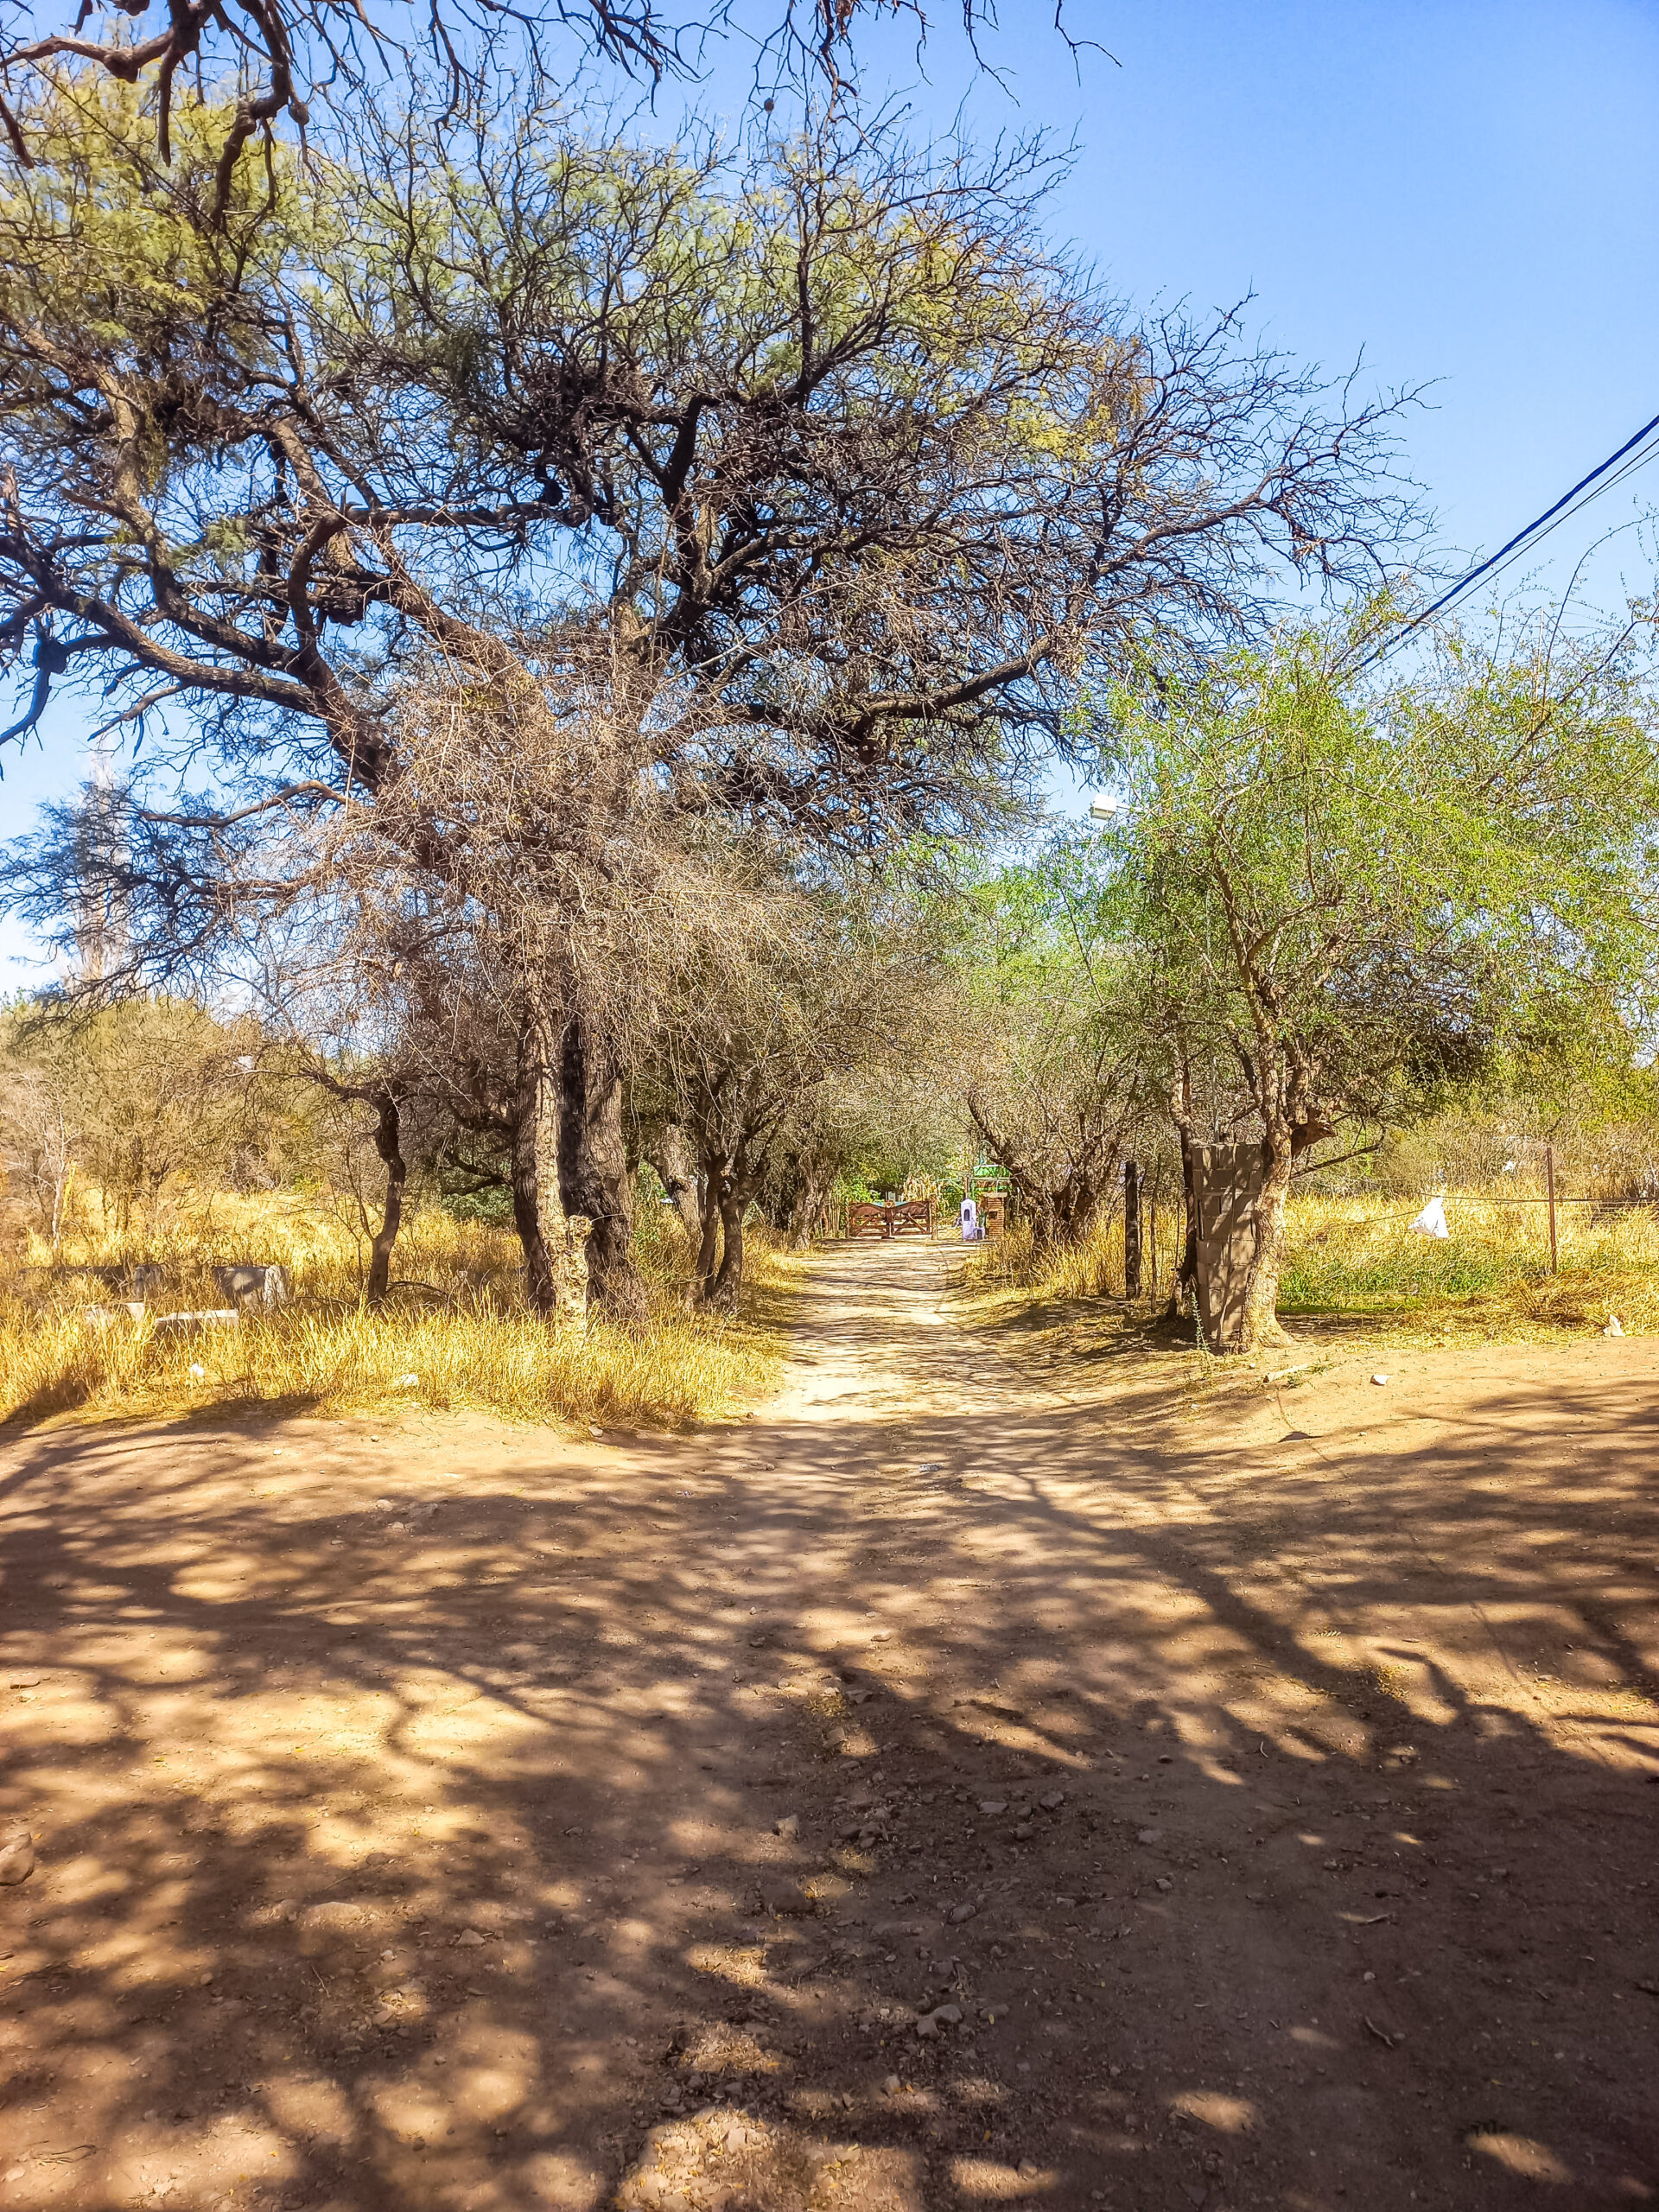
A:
[2, 1246, 1656, 2210]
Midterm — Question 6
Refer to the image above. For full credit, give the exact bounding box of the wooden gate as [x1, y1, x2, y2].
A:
[847, 1198, 935, 1238]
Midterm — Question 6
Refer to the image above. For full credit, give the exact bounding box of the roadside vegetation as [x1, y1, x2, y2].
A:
[0, 1188, 800, 1429]
[960, 1164, 1659, 1357]
[0, 48, 1656, 1407]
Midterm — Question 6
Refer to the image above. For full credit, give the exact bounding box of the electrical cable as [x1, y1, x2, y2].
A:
[1361, 405, 1659, 671]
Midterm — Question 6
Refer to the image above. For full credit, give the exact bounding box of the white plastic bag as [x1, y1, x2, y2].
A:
[1408, 1196, 1449, 1239]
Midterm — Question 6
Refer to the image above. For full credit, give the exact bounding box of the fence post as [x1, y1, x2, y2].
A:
[1546, 1143, 1558, 1274]
[1124, 1159, 1142, 1299]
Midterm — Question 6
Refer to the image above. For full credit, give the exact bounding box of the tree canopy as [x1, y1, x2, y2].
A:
[1065, 606, 1659, 1345]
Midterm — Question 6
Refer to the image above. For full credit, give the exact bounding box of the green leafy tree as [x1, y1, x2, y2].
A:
[1090, 609, 1659, 1351]
[943, 861, 1162, 1253]
[1, 996, 264, 1241]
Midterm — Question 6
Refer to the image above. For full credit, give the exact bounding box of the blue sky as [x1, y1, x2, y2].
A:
[4, 0, 1658, 981]
[836, 0, 1659, 592]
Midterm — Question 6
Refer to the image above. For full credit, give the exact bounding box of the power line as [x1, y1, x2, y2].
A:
[1363, 405, 1659, 669]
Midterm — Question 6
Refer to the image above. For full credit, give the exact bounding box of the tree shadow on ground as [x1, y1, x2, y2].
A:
[1, 1247, 1656, 2212]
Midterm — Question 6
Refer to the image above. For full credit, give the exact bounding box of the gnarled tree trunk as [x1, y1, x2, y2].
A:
[709, 1159, 760, 1310]
[1234, 1108, 1331, 1351]
[1236, 1138, 1295, 1352]
[689, 1142, 759, 1311]
[691, 1141, 728, 1306]
[365, 1086, 408, 1306]
[512, 991, 578, 1319]
[644, 1122, 702, 1242]
[787, 1164, 831, 1248]
[559, 1012, 646, 1323]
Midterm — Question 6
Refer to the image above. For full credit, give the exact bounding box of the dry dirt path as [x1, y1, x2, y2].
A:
[2, 1237, 1657, 2212]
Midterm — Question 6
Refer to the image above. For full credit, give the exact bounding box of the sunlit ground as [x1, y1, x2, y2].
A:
[2, 1241, 1656, 2212]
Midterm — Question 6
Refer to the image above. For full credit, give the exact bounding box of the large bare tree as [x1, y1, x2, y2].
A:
[0, 73, 1419, 1312]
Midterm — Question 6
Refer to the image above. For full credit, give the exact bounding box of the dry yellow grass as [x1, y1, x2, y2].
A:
[0, 1195, 802, 1430]
[963, 1214, 1134, 1301]
[958, 1185, 1659, 1344]
[1277, 1185, 1659, 1338]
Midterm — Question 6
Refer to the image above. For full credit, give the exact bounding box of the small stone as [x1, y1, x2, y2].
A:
[883, 2074, 901, 2093]
[1020, 2158, 1040, 2176]
[1137, 1828, 1163, 1844]
[773, 1815, 799, 1840]
[1039, 1791, 1064, 1811]
[1014, 1822, 1033, 1840]
[916, 2012, 938, 2037]
[760, 1882, 815, 1916]
[454, 1928, 487, 1948]
[978, 1801, 1007, 1815]
[948, 1902, 977, 1924]
[933, 2004, 962, 2025]
[1604, 1314, 1625, 1338]
[0, 1833, 35, 1885]
[1155, 1876, 1173, 1892]
[1370, 1373, 1389, 1386]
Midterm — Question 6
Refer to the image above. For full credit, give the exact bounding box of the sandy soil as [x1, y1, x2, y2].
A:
[2, 1237, 1656, 2212]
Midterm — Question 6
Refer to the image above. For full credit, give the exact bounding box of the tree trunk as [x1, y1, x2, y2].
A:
[1123, 1159, 1142, 1299]
[559, 1012, 646, 1323]
[1188, 1134, 1294, 1355]
[645, 1123, 702, 1242]
[709, 1180, 750, 1309]
[1237, 1137, 1295, 1353]
[1167, 1103, 1200, 1319]
[365, 1087, 408, 1306]
[693, 1165, 724, 1303]
[788, 1167, 829, 1248]
[512, 993, 568, 1319]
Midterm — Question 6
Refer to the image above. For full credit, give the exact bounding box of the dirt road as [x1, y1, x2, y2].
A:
[3, 1237, 1657, 2212]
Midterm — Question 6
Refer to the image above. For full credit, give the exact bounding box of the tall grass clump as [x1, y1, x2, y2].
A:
[959, 1185, 1659, 1339]
[1278, 1186, 1659, 1333]
[963, 1212, 1130, 1301]
[0, 1192, 802, 1429]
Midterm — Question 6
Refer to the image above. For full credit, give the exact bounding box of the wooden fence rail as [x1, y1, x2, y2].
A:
[847, 1199, 935, 1239]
